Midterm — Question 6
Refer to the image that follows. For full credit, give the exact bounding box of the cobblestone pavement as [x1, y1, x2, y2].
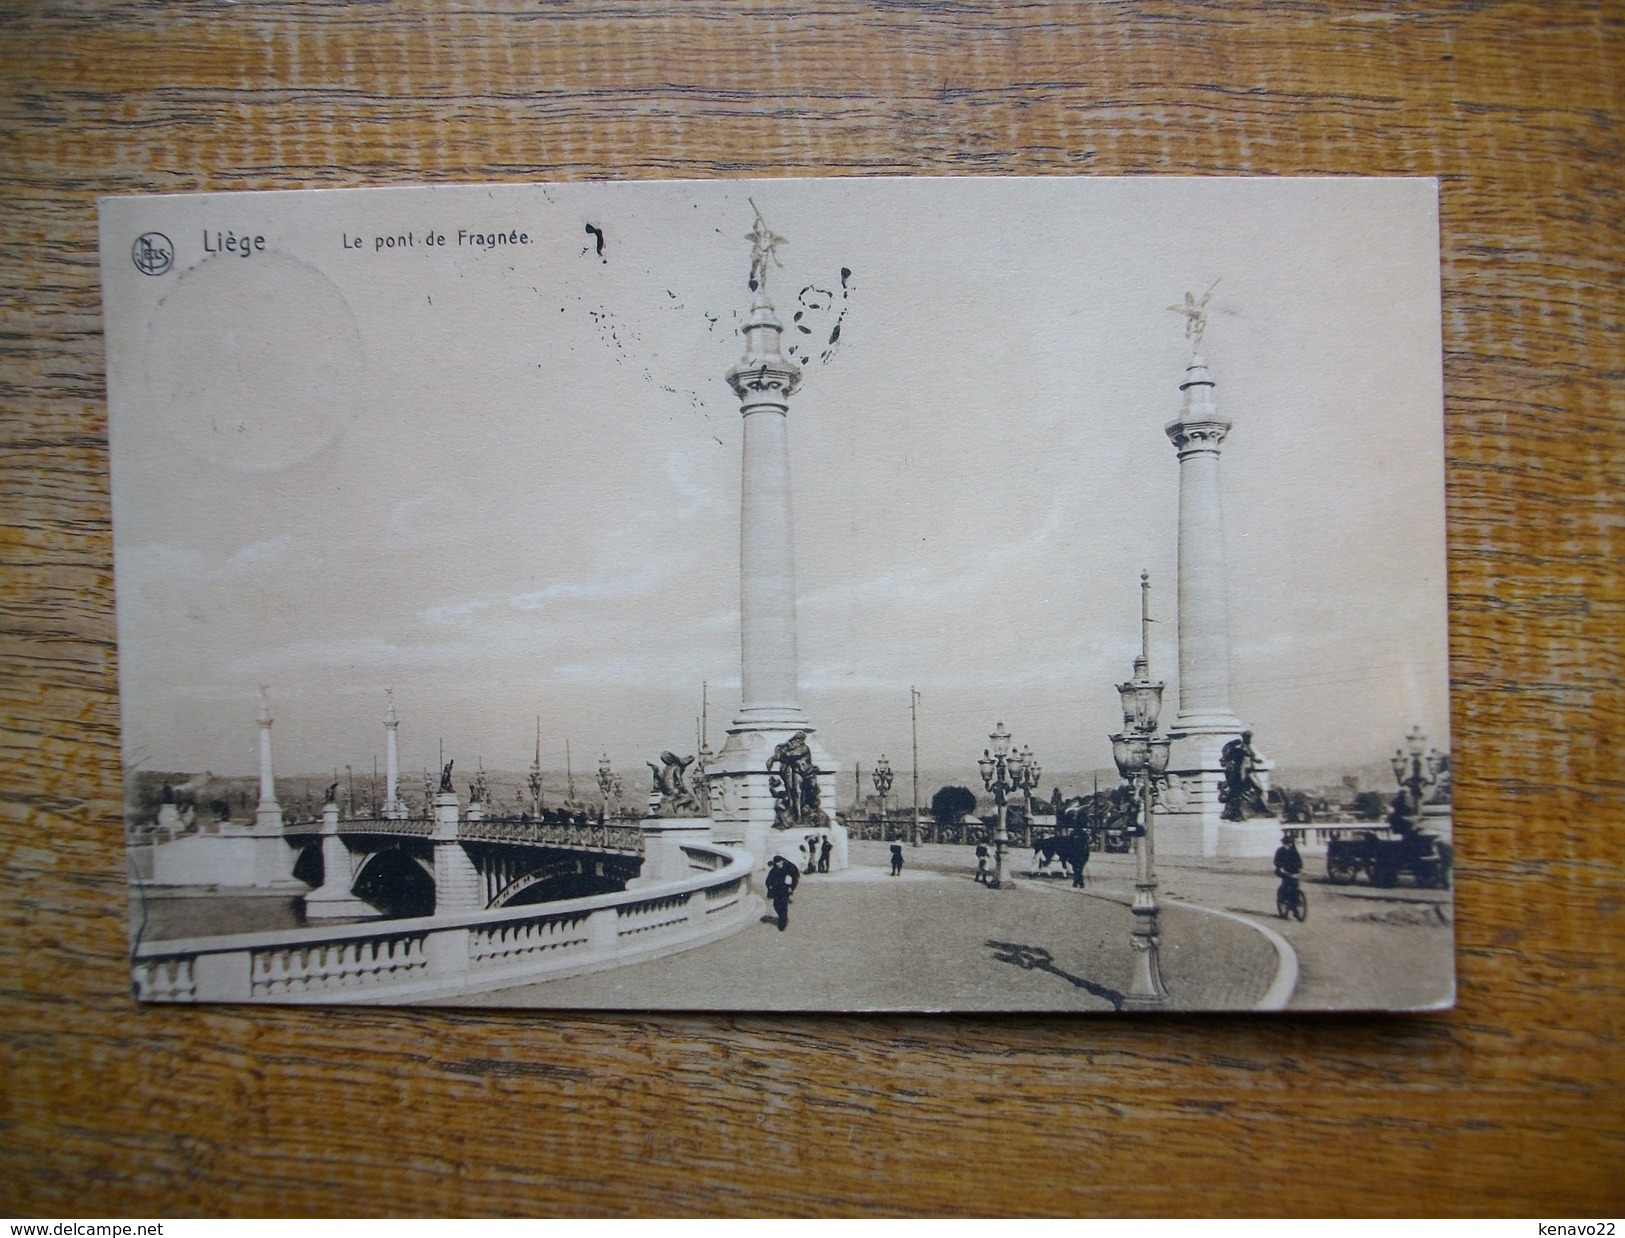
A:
[1143, 849, 1455, 1011]
[476, 841, 1281, 1012]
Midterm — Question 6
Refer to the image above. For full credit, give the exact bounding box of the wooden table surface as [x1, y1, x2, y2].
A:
[1, 1, 1619, 1218]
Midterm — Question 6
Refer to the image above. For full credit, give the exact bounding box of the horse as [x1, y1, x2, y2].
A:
[1032, 833, 1091, 885]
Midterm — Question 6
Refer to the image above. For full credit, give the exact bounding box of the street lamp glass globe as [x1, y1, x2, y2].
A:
[1148, 735, 1172, 776]
[990, 723, 1011, 758]
[1111, 734, 1142, 778]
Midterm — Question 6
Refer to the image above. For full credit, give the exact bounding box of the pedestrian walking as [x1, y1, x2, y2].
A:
[974, 843, 990, 886]
[889, 843, 904, 876]
[819, 837, 832, 873]
[765, 855, 799, 931]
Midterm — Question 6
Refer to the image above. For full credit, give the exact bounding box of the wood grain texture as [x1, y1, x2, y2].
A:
[1, 0, 1620, 1217]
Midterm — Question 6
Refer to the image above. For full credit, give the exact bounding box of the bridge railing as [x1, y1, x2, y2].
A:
[131, 839, 754, 1004]
[334, 816, 436, 837]
[458, 816, 644, 853]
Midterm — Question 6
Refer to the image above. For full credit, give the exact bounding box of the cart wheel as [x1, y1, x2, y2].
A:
[1328, 858, 1353, 885]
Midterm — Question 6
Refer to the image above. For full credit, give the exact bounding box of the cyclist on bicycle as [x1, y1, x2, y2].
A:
[1273, 831, 1304, 905]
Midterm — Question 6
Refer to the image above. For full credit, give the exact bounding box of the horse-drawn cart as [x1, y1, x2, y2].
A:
[1324, 826, 1452, 889]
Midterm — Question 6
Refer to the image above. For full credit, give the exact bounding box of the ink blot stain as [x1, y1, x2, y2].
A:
[584, 223, 606, 261]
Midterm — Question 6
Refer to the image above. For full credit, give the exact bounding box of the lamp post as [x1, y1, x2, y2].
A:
[597, 754, 615, 820]
[977, 721, 1026, 889]
[1390, 725, 1443, 825]
[1016, 743, 1042, 845]
[872, 754, 894, 839]
[1110, 571, 1171, 1010]
[527, 718, 544, 819]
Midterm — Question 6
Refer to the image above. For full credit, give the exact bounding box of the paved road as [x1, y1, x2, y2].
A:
[476, 842, 1283, 1012]
[1147, 850, 1454, 1011]
[139, 838, 1451, 1012]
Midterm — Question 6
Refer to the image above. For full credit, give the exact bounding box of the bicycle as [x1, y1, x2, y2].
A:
[1275, 871, 1308, 921]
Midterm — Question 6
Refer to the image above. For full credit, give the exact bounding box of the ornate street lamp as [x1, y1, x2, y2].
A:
[1109, 571, 1171, 1010]
[1390, 724, 1443, 825]
[872, 754, 895, 837]
[1015, 742, 1042, 843]
[526, 717, 545, 819]
[978, 721, 1027, 889]
[597, 753, 615, 820]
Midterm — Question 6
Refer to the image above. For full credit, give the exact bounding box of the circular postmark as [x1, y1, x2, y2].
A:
[132, 232, 174, 276]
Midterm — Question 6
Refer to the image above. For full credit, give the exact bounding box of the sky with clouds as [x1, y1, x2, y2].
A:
[101, 176, 1449, 788]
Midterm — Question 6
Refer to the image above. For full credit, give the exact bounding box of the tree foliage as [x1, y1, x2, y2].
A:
[930, 784, 978, 826]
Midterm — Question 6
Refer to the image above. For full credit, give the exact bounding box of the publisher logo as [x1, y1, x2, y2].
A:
[132, 232, 174, 276]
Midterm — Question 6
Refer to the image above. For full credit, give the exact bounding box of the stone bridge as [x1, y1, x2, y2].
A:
[284, 794, 648, 921]
[132, 832, 758, 1004]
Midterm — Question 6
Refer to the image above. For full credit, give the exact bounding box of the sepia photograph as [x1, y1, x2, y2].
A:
[100, 175, 1451, 1012]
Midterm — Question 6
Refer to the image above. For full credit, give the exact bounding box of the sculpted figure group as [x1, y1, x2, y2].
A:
[768, 730, 826, 829]
[1219, 731, 1270, 822]
[647, 751, 704, 817]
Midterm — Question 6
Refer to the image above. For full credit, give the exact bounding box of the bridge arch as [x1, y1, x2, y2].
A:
[291, 842, 323, 888]
[351, 847, 435, 918]
[491, 857, 627, 909]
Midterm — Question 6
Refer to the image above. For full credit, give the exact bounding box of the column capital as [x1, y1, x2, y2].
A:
[1165, 416, 1232, 456]
[727, 357, 801, 405]
[1165, 353, 1230, 455]
[727, 296, 802, 404]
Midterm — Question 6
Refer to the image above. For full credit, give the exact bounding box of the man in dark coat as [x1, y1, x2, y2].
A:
[889, 843, 904, 876]
[1273, 832, 1303, 880]
[819, 837, 832, 873]
[765, 855, 799, 931]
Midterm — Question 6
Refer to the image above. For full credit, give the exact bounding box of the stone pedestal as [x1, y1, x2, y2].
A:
[706, 727, 848, 876]
[431, 791, 482, 915]
[1157, 734, 1280, 859]
[304, 802, 374, 919]
[638, 817, 720, 884]
[247, 818, 300, 888]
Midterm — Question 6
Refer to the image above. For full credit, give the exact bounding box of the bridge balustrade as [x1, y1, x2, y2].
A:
[131, 839, 754, 1004]
[457, 815, 644, 853]
[335, 817, 436, 837]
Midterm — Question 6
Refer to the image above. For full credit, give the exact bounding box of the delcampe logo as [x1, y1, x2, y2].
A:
[131, 231, 173, 276]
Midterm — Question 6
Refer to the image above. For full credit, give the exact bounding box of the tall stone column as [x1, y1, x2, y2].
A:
[255, 689, 282, 829]
[383, 689, 402, 818]
[1166, 355, 1244, 738]
[732, 294, 806, 730]
[706, 214, 844, 873]
[1159, 352, 1276, 858]
[244, 688, 302, 884]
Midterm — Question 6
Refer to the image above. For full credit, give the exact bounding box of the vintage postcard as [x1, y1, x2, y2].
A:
[101, 177, 1452, 1011]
